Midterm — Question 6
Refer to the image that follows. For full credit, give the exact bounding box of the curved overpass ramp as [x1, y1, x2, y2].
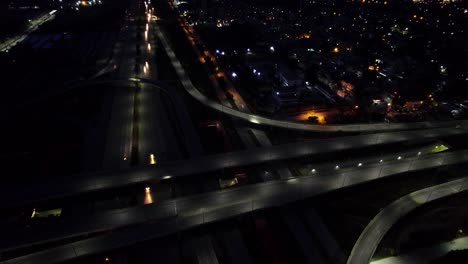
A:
[347, 177, 468, 264]
[155, 25, 467, 133]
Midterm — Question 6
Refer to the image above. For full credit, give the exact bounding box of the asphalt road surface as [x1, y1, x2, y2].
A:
[2, 150, 468, 263]
[347, 177, 468, 264]
[1, 124, 467, 209]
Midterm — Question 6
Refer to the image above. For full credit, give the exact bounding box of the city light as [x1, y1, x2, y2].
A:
[149, 153, 156, 164]
[144, 187, 153, 204]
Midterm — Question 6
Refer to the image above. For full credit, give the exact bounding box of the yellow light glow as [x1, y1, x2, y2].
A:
[295, 111, 327, 124]
[333, 47, 339, 53]
[149, 153, 156, 165]
[368, 65, 375, 71]
[144, 187, 153, 204]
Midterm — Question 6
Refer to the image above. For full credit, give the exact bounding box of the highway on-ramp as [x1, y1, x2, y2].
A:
[347, 177, 468, 264]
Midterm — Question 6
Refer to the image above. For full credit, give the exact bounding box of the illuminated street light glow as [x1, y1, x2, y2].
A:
[397, 156, 402, 160]
[144, 187, 153, 204]
[149, 153, 156, 164]
[147, 43, 151, 51]
[358, 163, 362, 167]
[335, 165, 340, 170]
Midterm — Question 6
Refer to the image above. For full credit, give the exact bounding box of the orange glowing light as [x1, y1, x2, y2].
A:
[295, 111, 327, 124]
[144, 187, 153, 204]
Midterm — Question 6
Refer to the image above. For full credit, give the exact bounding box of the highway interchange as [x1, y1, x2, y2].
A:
[1, 124, 467, 208]
[1, 0, 468, 263]
[3, 149, 468, 264]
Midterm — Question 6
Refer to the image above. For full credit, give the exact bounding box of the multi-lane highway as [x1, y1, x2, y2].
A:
[2, 149, 468, 264]
[1, 125, 467, 209]
[2, 1, 468, 264]
[99, 1, 203, 171]
[347, 177, 468, 264]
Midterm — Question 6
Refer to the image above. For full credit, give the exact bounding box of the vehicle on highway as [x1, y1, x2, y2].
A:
[218, 172, 248, 189]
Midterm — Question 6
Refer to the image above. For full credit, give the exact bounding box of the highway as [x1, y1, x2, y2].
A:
[347, 177, 468, 264]
[1, 125, 467, 209]
[100, 1, 203, 169]
[170, 9, 294, 180]
[2, 150, 468, 264]
[371, 236, 468, 264]
[155, 22, 467, 133]
[0, 10, 56, 52]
